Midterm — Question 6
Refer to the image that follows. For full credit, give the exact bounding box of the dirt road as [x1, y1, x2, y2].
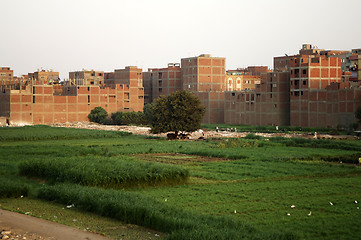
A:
[0, 209, 110, 240]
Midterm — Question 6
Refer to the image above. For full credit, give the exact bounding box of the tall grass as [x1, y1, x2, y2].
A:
[19, 156, 189, 188]
[0, 125, 131, 141]
[0, 176, 31, 198]
[37, 183, 297, 240]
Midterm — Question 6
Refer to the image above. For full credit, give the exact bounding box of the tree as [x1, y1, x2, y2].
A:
[143, 103, 154, 124]
[150, 90, 205, 135]
[88, 107, 108, 124]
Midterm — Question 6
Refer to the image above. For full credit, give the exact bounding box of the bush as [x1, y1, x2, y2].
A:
[88, 107, 108, 124]
[111, 111, 147, 125]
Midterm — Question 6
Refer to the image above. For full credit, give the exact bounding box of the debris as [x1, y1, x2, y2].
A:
[308, 211, 312, 216]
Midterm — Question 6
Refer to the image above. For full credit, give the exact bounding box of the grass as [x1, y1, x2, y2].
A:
[0, 198, 166, 240]
[1, 125, 361, 239]
[19, 156, 189, 188]
[202, 123, 346, 134]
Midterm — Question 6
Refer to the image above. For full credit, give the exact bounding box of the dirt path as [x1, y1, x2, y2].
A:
[0, 209, 110, 240]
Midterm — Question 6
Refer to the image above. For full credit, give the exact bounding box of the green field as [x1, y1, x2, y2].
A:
[0, 126, 360, 239]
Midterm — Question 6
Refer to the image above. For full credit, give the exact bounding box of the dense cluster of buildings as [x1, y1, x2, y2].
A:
[1, 44, 360, 128]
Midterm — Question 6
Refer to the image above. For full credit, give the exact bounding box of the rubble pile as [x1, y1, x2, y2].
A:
[0, 229, 46, 240]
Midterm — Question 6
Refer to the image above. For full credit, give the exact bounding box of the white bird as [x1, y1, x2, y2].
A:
[287, 213, 291, 216]
[355, 200, 358, 204]
[291, 205, 295, 208]
[308, 211, 312, 216]
[165, 198, 167, 202]
[329, 202, 333, 206]
[234, 210, 237, 214]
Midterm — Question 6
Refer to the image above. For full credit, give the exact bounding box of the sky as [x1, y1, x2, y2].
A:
[1, 0, 360, 79]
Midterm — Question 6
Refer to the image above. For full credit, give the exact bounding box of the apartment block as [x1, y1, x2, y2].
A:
[104, 66, 144, 111]
[290, 54, 342, 127]
[28, 69, 59, 85]
[69, 70, 104, 86]
[224, 71, 290, 126]
[0, 83, 143, 125]
[143, 63, 181, 103]
[181, 54, 226, 92]
[0, 67, 14, 86]
[226, 66, 267, 91]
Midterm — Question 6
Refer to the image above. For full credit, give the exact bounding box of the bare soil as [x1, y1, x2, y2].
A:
[0, 209, 110, 240]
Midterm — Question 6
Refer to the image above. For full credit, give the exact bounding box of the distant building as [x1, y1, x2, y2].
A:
[181, 54, 226, 124]
[142, 63, 181, 103]
[69, 70, 104, 86]
[29, 69, 60, 85]
[0, 67, 14, 86]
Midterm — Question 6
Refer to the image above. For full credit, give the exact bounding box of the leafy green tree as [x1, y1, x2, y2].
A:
[88, 107, 108, 124]
[150, 90, 205, 135]
[143, 103, 154, 124]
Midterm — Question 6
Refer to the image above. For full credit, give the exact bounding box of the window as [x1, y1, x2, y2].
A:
[87, 87, 90, 91]
[303, 80, 307, 85]
[302, 69, 306, 75]
[158, 72, 163, 79]
[88, 95, 90, 103]
[33, 96, 35, 103]
[232, 93, 235, 96]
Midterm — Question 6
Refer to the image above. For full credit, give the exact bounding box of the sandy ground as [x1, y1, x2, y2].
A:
[0, 209, 110, 240]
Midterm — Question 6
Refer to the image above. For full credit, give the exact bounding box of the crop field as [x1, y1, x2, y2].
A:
[0, 126, 361, 239]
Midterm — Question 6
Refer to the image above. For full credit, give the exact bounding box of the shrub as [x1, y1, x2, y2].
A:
[111, 111, 147, 125]
[88, 107, 108, 124]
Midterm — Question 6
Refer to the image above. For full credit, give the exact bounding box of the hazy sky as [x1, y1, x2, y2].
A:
[1, 0, 360, 79]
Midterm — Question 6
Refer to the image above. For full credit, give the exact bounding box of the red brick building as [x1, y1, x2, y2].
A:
[224, 71, 290, 126]
[0, 66, 144, 125]
[180, 54, 226, 124]
[142, 63, 182, 103]
[0, 67, 13, 86]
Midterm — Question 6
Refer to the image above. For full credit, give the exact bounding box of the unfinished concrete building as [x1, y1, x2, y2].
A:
[28, 69, 60, 85]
